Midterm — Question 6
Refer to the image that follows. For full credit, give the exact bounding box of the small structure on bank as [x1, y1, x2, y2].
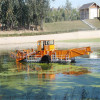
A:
[79, 2, 100, 19]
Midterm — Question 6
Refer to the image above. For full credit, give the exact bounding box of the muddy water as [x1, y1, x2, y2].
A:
[0, 47, 100, 100]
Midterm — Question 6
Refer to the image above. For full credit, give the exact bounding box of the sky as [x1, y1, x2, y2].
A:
[50, 0, 100, 8]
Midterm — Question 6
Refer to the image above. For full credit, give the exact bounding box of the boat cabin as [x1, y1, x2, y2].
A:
[37, 40, 55, 51]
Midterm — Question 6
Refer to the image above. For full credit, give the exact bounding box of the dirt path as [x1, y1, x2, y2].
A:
[0, 30, 100, 51]
[0, 30, 100, 45]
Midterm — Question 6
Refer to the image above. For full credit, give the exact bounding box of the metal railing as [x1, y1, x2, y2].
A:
[26, 55, 42, 62]
[26, 55, 71, 63]
[10, 52, 71, 63]
[51, 55, 71, 63]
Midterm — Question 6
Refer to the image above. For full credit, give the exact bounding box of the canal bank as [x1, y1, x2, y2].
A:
[0, 30, 100, 45]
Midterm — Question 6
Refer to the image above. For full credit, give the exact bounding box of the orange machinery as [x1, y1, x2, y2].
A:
[10, 40, 92, 63]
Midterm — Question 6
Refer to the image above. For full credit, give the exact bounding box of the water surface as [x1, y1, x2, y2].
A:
[0, 49, 100, 100]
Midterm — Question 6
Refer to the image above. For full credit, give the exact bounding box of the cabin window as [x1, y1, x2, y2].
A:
[50, 40, 54, 45]
[38, 42, 40, 45]
[45, 41, 49, 45]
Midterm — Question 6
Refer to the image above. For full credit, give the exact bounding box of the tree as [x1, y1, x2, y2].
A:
[0, 0, 51, 30]
[71, 8, 80, 20]
[0, 0, 80, 30]
[35, 0, 50, 30]
[66, 0, 72, 10]
[65, 0, 72, 20]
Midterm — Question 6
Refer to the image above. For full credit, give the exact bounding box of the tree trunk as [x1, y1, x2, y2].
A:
[40, 18, 43, 30]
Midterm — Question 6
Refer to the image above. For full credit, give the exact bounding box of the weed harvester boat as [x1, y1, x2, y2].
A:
[10, 40, 92, 63]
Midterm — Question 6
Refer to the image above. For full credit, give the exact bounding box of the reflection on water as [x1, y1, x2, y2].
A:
[0, 51, 100, 100]
[17, 62, 91, 76]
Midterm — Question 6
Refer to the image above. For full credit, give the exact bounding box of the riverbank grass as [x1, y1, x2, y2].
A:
[58, 38, 100, 43]
[0, 20, 91, 37]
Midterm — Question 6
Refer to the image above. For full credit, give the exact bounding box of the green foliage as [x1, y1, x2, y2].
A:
[45, 0, 80, 23]
[0, 0, 80, 30]
[0, 0, 50, 30]
[66, 0, 72, 10]
[71, 8, 80, 20]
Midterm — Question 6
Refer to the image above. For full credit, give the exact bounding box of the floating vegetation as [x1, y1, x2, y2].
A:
[0, 52, 100, 100]
[0, 62, 91, 77]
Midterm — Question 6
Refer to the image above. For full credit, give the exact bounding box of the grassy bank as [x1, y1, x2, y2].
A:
[0, 20, 91, 37]
[85, 19, 100, 29]
[44, 20, 91, 32]
[58, 38, 100, 43]
[0, 29, 81, 37]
